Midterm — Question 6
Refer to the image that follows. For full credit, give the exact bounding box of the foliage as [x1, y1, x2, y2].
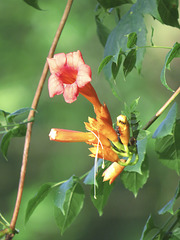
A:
[0, 108, 34, 160]
[23, 0, 42, 10]
[140, 182, 180, 240]
[0, 0, 180, 239]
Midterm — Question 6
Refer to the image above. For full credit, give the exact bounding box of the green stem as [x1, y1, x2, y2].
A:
[118, 154, 133, 166]
[152, 215, 174, 240]
[112, 141, 125, 152]
[0, 214, 9, 226]
[51, 180, 67, 189]
[50, 170, 92, 189]
[0, 228, 12, 238]
[80, 170, 91, 180]
[152, 213, 180, 240]
[162, 216, 180, 240]
[129, 153, 139, 166]
[136, 45, 172, 50]
[0, 120, 34, 129]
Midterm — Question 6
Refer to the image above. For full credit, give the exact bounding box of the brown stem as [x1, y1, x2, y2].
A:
[142, 87, 180, 130]
[8, 0, 74, 235]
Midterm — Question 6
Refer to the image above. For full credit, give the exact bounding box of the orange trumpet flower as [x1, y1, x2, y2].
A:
[89, 146, 120, 163]
[102, 160, 126, 184]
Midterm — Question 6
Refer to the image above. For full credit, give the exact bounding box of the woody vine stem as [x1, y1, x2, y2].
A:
[5, 2, 180, 239]
[6, 0, 74, 238]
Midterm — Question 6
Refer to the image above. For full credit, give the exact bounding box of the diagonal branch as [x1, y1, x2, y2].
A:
[142, 86, 180, 130]
[8, 0, 74, 236]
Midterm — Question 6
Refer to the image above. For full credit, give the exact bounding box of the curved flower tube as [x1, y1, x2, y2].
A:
[79, 82, 102, 112]
[49, 128, 94, 142]
[102, 160, 126, 184]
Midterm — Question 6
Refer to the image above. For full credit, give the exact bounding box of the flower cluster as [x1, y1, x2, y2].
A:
[48, 50, 132, 184]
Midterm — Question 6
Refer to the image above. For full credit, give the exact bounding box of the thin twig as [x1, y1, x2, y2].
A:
[142, 87, 180, 130]
[8, 0, 74, 236]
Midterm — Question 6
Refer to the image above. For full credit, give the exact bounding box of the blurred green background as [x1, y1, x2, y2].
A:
[0, 0, 179, 239]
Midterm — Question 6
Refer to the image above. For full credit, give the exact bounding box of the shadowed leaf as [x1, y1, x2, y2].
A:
[23, 0, 42, 10]
[54, 176, 84, 235]
[160, 42, 180, 91]
[158, 181, 180, 215]
[121, 156, 149, 197]
[153, 104, 180, 175]
[97, 0, 132, 9]
[127, 32, 137, 48]
[25, 183, 54, 223]
[90, 164, 114, 216]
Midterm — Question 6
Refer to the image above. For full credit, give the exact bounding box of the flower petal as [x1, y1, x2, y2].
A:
[54, 53, 66, 68]
[66, 50, 85, 69]
[85, 130, 111, 147]
[86, 117, 118, 143]
[89, 146, 119, 162]
[76, 64, 92, 88]
[96, 104, 112, 126]
[48, 74, 64, 98]
[63, 82, 79, 103]
[47, 58, 59, 73]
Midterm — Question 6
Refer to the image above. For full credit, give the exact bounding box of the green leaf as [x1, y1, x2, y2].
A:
[103, 0, 148, 81]
[95, 15, 110, 47]
[130, 112, 140, 139]
[129, 97, 140, 112]
[153, 104, 180, 175]
[137, 130, 150, 141]
[112, 51, 123, 79]
[90, 165, 114, 216]
[157, 0, 180, 28]
[98, 55, 113, 73]
[25, 183, 54, 223]
[84, 159, 103, 186]
[103, 0, 179, 83]
[54, 176, 77, 214]
[11, 124, 27, 137]
[172, 228, 180, 239]
[155, 120, 180, 175]
[0, 130, 13, 160]
[123, 49, 136, 77]
[127, 32, 137, 48]
[158, 181, 180, 215]
[54, 180, 84, 235]
[125, 136, 148, 174]
[23, 0, 42, 10]
[0, 125, 27, 160]
[7, 107, 34, 121]
[0, 110, 9, 127]
[121, 156, 149, 197]
[160, 42, 180, 91]
[140, 215, 158, 240]
[97, 0, 132, 9]
[122, 98, 141, 139]
[153, 103, 177, 138]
